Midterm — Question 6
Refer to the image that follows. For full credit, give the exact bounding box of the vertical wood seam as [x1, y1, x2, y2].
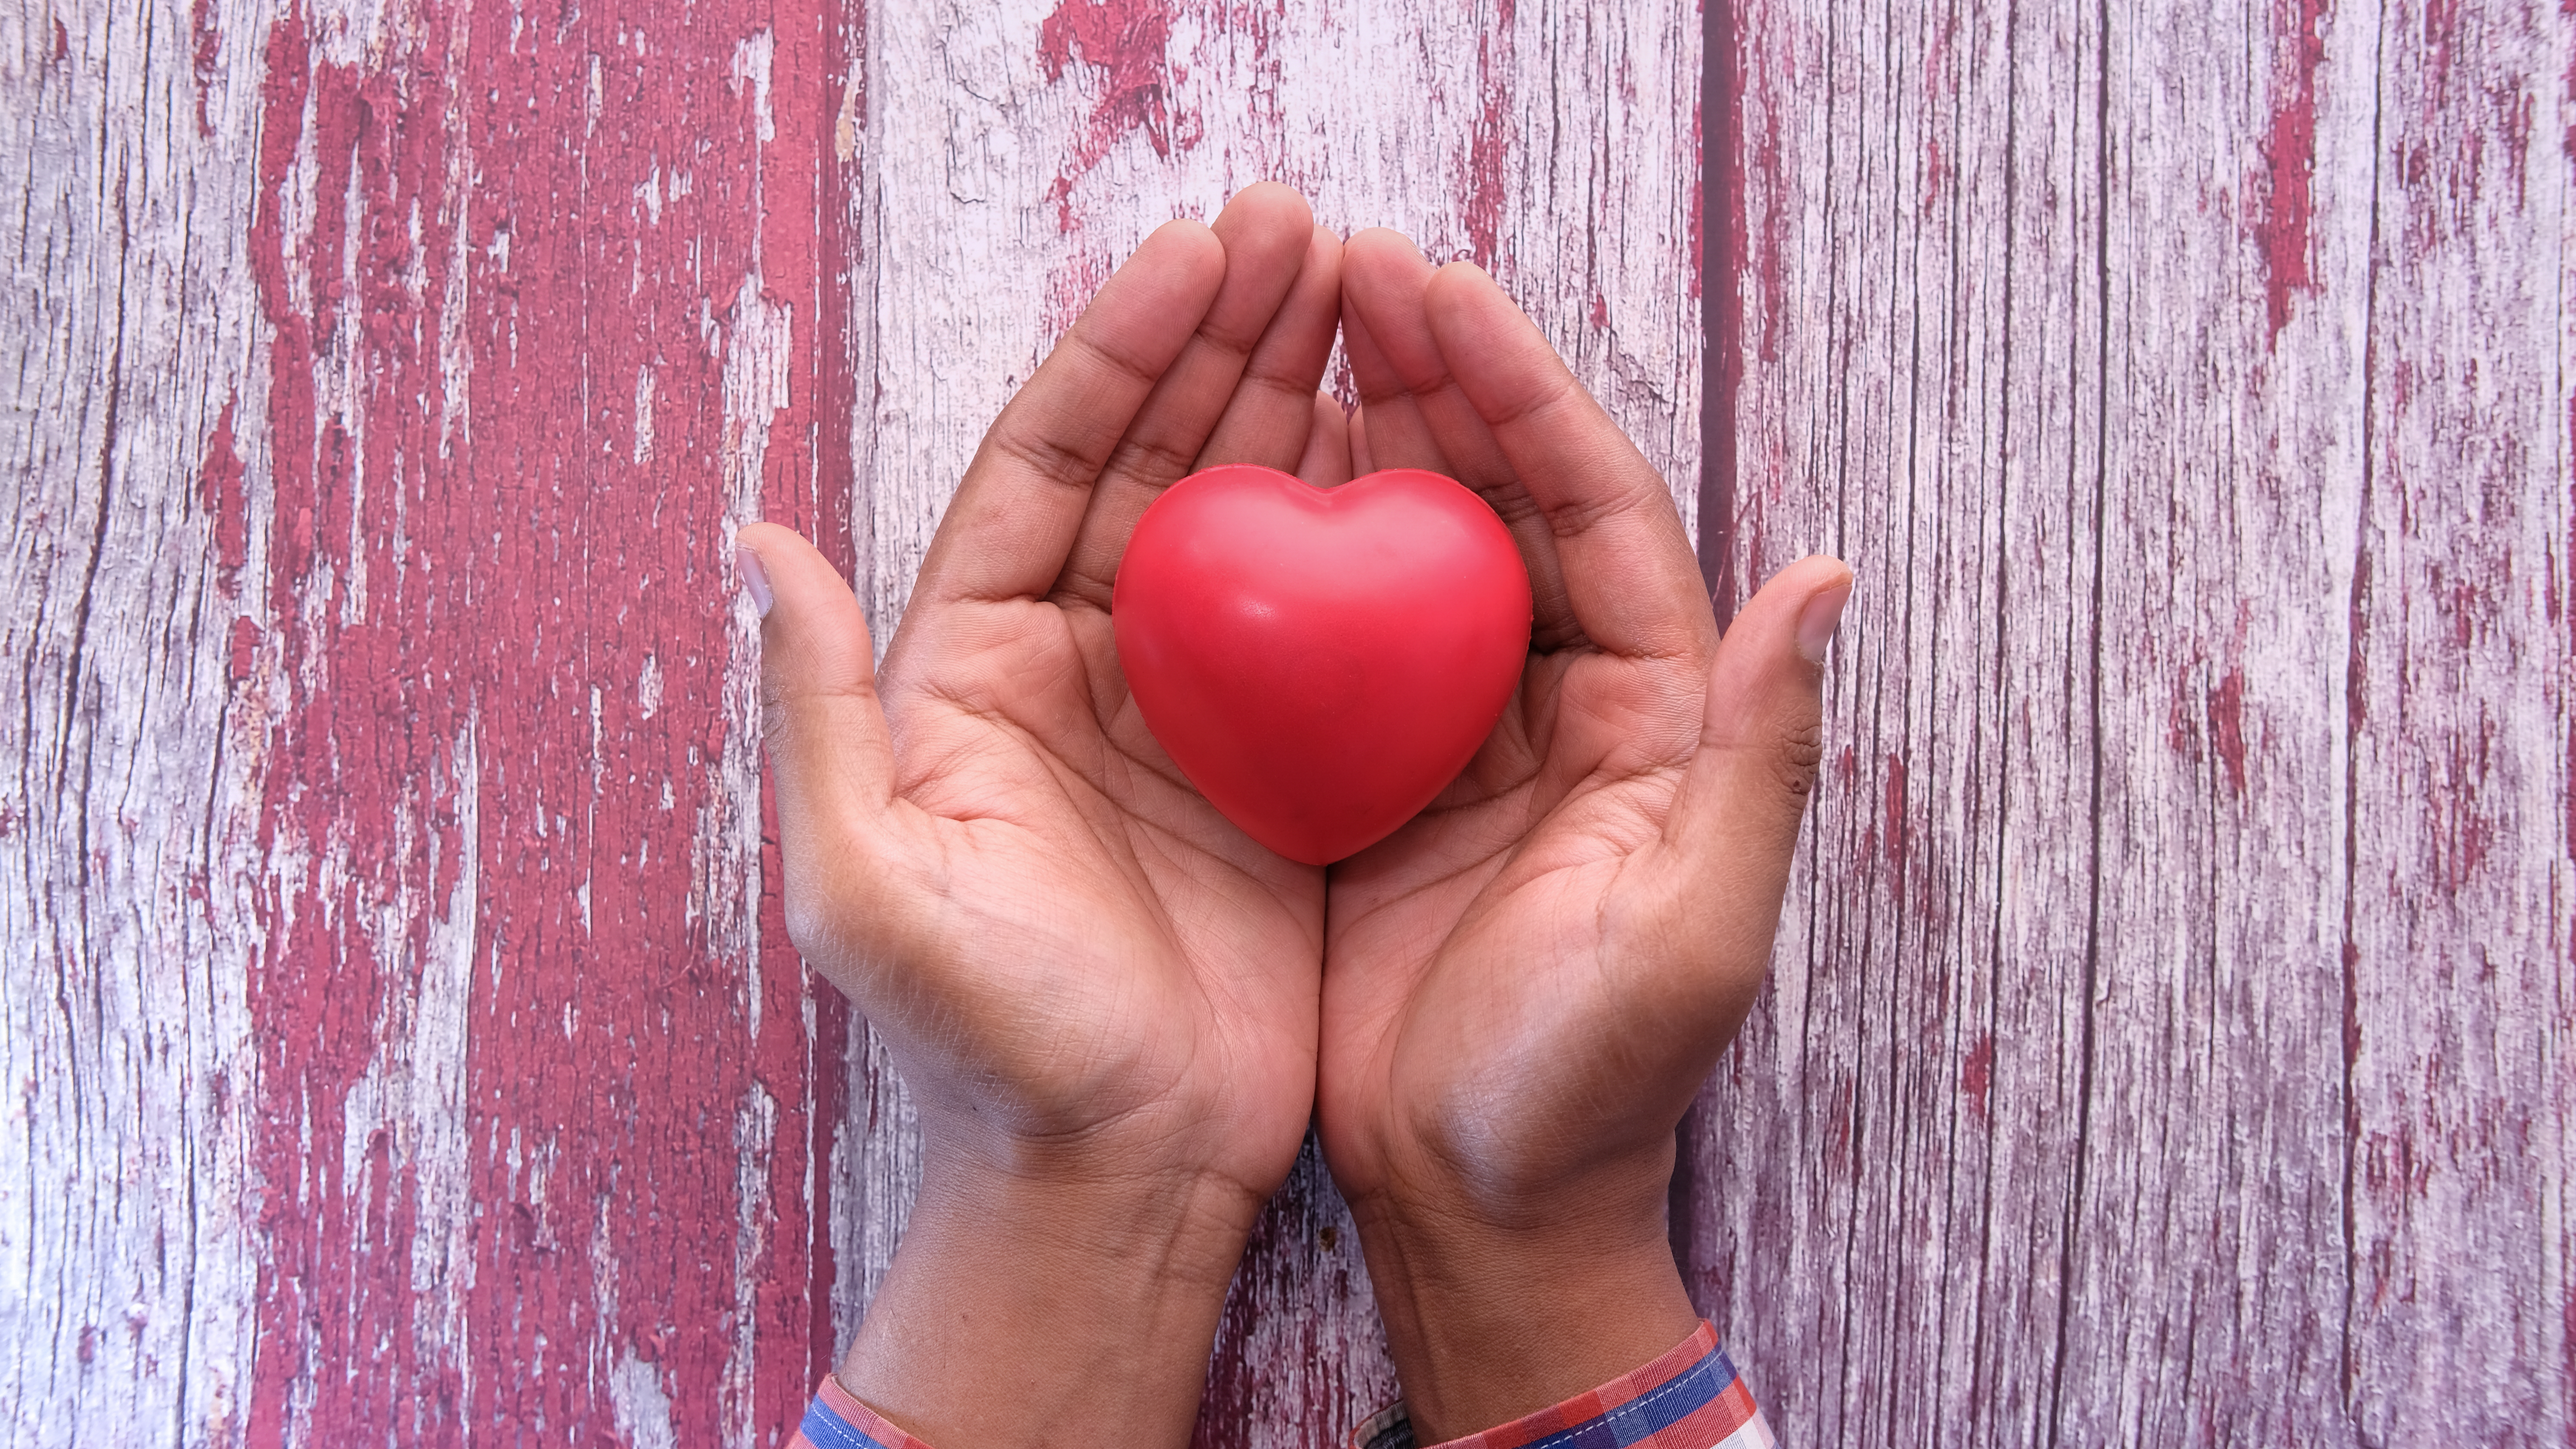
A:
[1672, 0, 1731, 1297]
[2043, 0, 2117, 1436]
[1698, 0, 1738, 618]
[2337, 0, 2393, 1431]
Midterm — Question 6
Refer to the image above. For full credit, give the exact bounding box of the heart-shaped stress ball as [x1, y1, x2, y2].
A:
[1112, 464, 1533, 865]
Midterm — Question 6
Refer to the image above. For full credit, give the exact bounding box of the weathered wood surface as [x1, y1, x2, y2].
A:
[6, 0, 2569, 1446]
[1681, 0, 2575, 1443]
[4, 0, 858, 1442]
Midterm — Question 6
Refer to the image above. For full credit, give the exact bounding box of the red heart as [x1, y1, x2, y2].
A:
[1112, 464, 1532, 865]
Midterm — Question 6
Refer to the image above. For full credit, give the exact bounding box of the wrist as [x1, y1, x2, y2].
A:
[1346, 1151, 1699, 1444]
[838, 1138, 1261, 1449]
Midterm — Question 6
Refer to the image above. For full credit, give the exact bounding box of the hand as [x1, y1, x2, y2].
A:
[737, 184, 1346, 1449]
[1312, 231, 1852, 1442]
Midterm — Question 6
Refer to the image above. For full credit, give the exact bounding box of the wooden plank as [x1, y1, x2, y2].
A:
[2, 0, 858, 1441]
[3, 4, 271, 1439]
[841, 6, 1704, 1446]
[2338, 0, 2573, 1434]
[1686, 0, 2574, 1443]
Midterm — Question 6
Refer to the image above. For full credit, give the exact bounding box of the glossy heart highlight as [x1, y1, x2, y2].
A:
[1112, 464, 1533, 865]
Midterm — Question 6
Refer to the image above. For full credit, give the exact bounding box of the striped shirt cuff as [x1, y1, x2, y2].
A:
[1349, 1322, 1774, 1449]
[788, 1374, 938, 1449]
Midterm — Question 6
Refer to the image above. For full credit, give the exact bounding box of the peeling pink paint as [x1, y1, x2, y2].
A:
[196, 394, 246, 595]
[1039, 0, 1199, 229]
[191, 0, 221, 136]
[2255, 0, 2331, 340]
[1960, 1033, 1994, 1124]
[1920, 20, 1951, 216]
[236, 4, 841, 1440]
[1461, 5, 1516, 268]
[2433, 715, 2501, 891]
[1882, 750, 1910, 866]
[2208, 666, 2249, 797]
[228, 616, 261, 684]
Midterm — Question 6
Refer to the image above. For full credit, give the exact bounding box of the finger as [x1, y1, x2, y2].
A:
[1295, 392, 1352, 488]
[1347, 402, 1373, 476]
[1342, 231, 1580, 650]
[908, 220, 1226, 612]
[1336, 229, 1453, 476]
[1197, 222, 1346, 471]
[1422, 261, 1713, 664]
[735, 522, 908, 970]
[1662, 556, 1853, 969]
[1051, 183, 1319, 609]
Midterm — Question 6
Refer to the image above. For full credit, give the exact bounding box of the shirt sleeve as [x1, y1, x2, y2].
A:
[787, 1375, 940, 1449]
[1346, 1321, 1774, 1449]
[787, 1321, 1771, 1449]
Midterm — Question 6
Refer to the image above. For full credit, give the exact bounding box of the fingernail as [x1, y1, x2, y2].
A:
[1796, 579, 1852, 664]
[736, 545, 774, 618]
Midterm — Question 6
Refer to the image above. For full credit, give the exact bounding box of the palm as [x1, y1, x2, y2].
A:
[1320, 614, 1722, 1209]
[1311, 234, 1800, 1219]
[864, 590, 1322, 1176]
[753, 186, 1347, 1200]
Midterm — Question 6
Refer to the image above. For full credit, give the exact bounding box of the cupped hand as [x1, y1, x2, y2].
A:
[737, 184, 1345, 1448]
[1313, 230, 1853, 1440]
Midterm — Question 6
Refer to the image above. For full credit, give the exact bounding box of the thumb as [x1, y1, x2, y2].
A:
[1662, 555, 1853, 961]
[734, 522, 901, 965]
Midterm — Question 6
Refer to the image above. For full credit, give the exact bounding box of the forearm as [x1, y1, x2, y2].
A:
[835, 1145, 1259, 1449]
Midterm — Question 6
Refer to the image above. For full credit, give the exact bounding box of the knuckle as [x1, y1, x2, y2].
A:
[1070, 325, 1166, 391]
[1103, 429, 1201, 486]
[991, 426, 1105, 495]
[758, 674, 793, 747]
[1479, 371, 1580, 435]
[1767, 716, 1826, 806]
[1541, 478, 1649, 541]
[1239, 360, 1321, 405]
